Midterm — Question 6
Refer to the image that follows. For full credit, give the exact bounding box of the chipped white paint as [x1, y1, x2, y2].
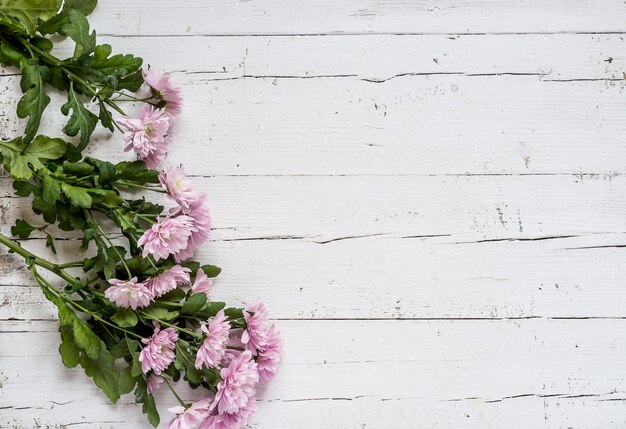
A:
[1, 1, 626, 428]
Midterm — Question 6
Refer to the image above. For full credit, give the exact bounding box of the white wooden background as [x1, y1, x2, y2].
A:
[2, 0, 626, 428]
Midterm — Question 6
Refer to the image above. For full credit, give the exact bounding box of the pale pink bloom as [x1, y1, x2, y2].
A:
[143, 66, 183, 118]
[105, 277, 152, 310]
[257, 325, 282, 383]
[199, 397, 256, 429]
[118, 104, 170, 169]
[195, 310, 231, 370]
[166, 397, 213, 429]
[160, 165, 196, 209]
[214, 350, 259, 415]
[241, 301, 270, 355]
[138, 215, 195, 261]
[171, 194, 212, 262]
[191, 269, 213, 298]
[145, 265, 191, 298]
[139, 322, 178, 375]
[146, 374, 164, 394]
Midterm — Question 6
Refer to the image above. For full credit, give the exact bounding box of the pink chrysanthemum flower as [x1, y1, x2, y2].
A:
[145, 264, 191, 298]
[118, 104, 170, 169]
[146, 374, 164, 394]
[257, 324, 282, 383]
[241, 301, 270, 355]
[199, 397, 256, 429]
[191, 269, 213, 298]
[138, 215, 195, 261]
[166, 397, 213, 429]
[214, 350, 259, 415]
[143, 66, 183, 118]
[160, 165, 196, 209]
[104, 277, 152, 310]
[139, 322, 179, 375]
[171, 193, 212, 262]
[195, 310, 231, 370]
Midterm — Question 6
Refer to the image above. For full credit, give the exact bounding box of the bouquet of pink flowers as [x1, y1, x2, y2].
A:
[0, 1, 281, 428]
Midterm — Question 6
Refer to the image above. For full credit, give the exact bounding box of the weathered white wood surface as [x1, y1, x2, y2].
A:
[2, 1, 626, 428]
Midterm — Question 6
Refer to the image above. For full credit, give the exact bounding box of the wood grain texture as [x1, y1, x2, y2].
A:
[1, 1, 626, 427]
[87, 0, 626, 35]
[1, 320, 625, 428]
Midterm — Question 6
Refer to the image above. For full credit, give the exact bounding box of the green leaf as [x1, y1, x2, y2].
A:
[118, 366, 137, 395]
[174, 342, 202, 383]
[62, 9, 96, 60]
[32, 196, 57, 223]
[11, 219, 38, 239]
[61, 182, 92, 208]
[59, 325, 80, 368]
[158, 287, 186, 304]
[13, 180, 34, 197]
[0, 136, 66, 180]
[62, 161, 95, 176]
[0, 0, 60, 35]
[24, 135, 67, 160]
[80, 343, 121, 403]
[38, 0, 97, 35]
[16, 62, 51, 143]
[115, 160, 159, 183]
[201, 265, 222, 278]
[135, 378, 160, 427]
[126, 337, 142, 378]
[111, 308, 138, 328]
[89, 44, 143, 81]
[181, 293, 207, 314]
[61, 84, 98, 150]
[140, 305, 180, 322]
[72, 318, 101, 359]
[197, 302, 226, 319]
[42, 174, 61, 204]
[223, 307, 244, 320]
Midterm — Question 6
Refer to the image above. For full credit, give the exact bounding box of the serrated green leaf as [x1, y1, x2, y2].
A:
[59, 325, 80, 368]
[0, 0, 60, 35]
[61, 84, 98, 150]
[61, 182, 92, 208]
[181, 293, 207, 314]
[24, 135, 67, 160]
[62, 9, 96, 60]
[42, 174, 61, 204]
[62, 161, 95, 176]
[11, 219, 38, 239]
[111, 308, 138, 328]
[80, 343, 120, 403]
[13, 180, 34, 197]
[16, 62, 50, 143]
[32, 196, 57, 223]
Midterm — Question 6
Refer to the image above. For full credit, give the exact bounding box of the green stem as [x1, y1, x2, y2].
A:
[117, 181, 166, 193]
[162, 376, 187, 407]
[0, 232, 80, 286]
[138, 314, 202, 339]
[88, 211, 132, 279]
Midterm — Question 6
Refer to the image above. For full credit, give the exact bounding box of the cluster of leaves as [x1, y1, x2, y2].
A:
[0, 0, 142, 149]
[0, 3, 250, 427]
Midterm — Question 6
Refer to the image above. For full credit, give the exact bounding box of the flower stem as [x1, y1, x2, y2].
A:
[162, 376, 187, 407]
[0, 232, 80, 287]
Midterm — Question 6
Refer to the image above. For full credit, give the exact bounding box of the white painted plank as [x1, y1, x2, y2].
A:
[1, 320, 625, 428]
[2, 231, 626, 319]
[4, 34, 624, 80]
[86, 0, 626, 35]
[2, 75, 626, 175]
